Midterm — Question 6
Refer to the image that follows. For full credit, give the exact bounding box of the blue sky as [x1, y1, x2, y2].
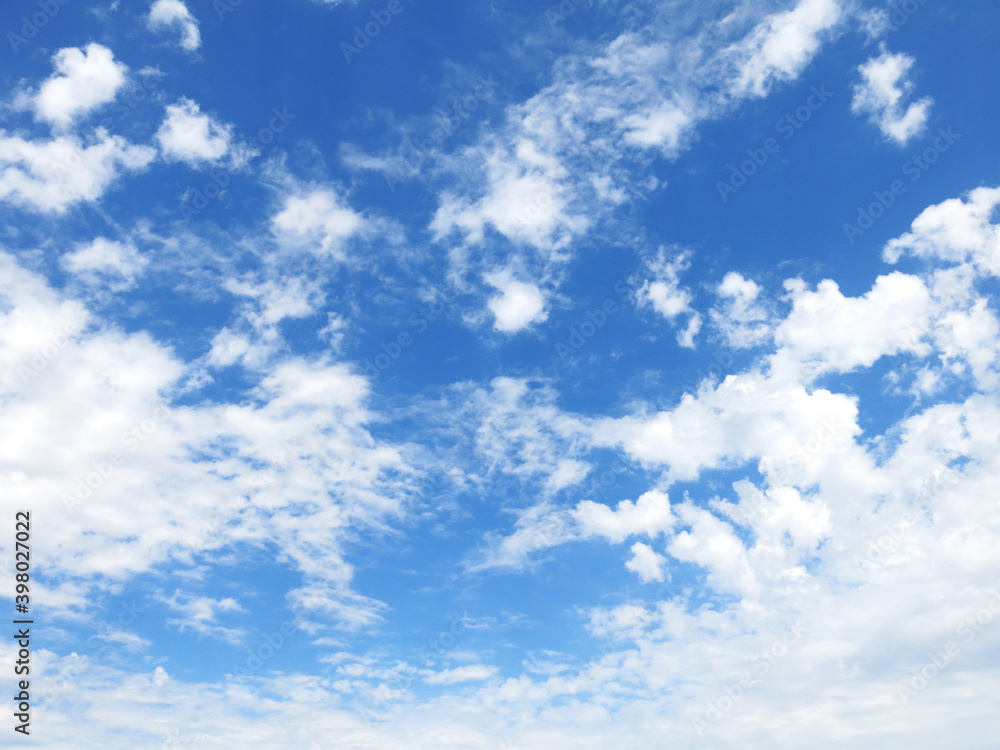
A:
[1, 0, 1000, 747]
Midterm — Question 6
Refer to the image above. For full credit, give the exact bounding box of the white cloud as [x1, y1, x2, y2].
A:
[30, 43, 128, 128]
[574, 490, 673, 544]
[625, 542, 667, 583]
[271, 187, 365, 258]
[61, 237, 148, 289]
[484, 269, 548, 333]
[428, 0, 844, 256]
[469, 489, 674, 576]
[466, 377, 589, 485]
[771, 272, 933, 379]
[156, 98, 233, 165]
[4, 5, 999, 747]
[856, 6, 891, 41]
[620, 99, 694, 153]
[933, 297, 1000, 391]
[543, 457, 590, 494]
[671, 503, 759, 594]
[148, 0, 201, 51]
[467, 503, 577, 572]
[590, 369, 860, 483]
[641, 279, 692, 319]
[94, 625, 152, 653]
[209, 274, 326, 368]
[636, 249, 702, 348]
[430, 143, 589, 255]
[883, 186, 1000, 277]
[470, 484, 672, 575]
[403, 0, 848, 321]
[852, 49, 933, 144]
[1, 176, 1000, 749]
[0, 250, 412, 629]
[425, 665, 498, 685]
[163, 591, 246, 643]
[710, 271, 772, 348]
[0, 131, 156, 213]
[727, 0, 844, 98]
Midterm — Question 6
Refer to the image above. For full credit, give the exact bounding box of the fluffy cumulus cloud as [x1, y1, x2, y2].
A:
[771, 272, 933, 378]
[430, 141, 589, 255]
[29, 44, 128, 128]
[156, 98, 234, 165]
[625, 541, 668, 582]
[147, 0, 201, 51]
[427, 188, 1000, 748]
[574, 490, 674, 544]
[0, 132, 156, 213]
[589, 369, 861, 482]
[852, 49, 934, 144]
[468, 489, 675, 574]
[484, 268, 548, 333]
[270, 186, 366, 258]
[883, 186, 1000, 276]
